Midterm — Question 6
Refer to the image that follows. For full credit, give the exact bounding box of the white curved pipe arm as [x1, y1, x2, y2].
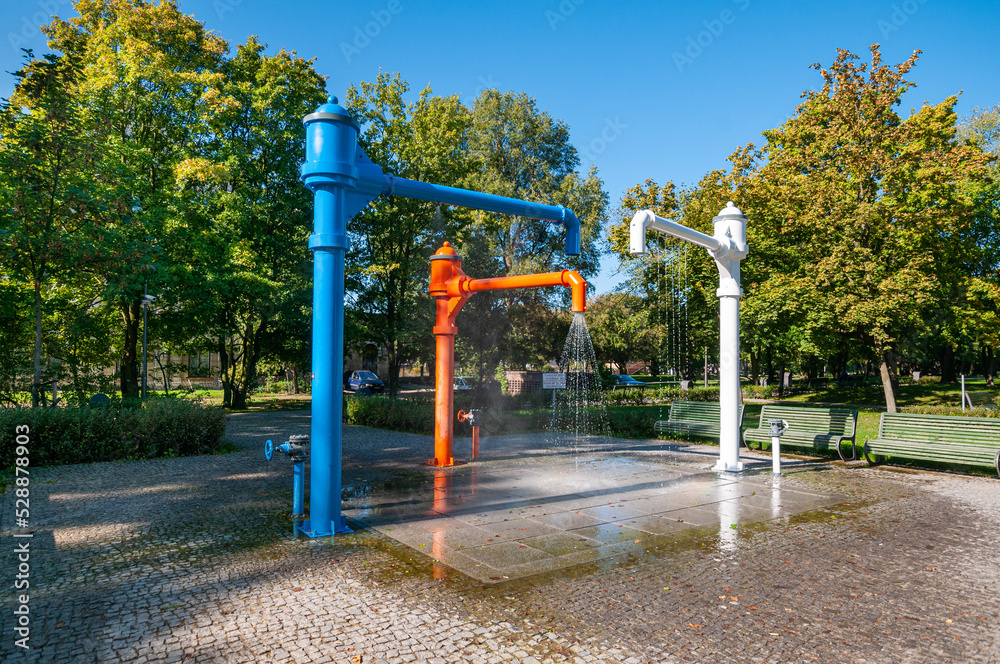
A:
[629, 210, 725, 255]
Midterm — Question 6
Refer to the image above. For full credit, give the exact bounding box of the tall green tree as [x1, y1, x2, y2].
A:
[0, 51, 89, 406]
[172, 38, 325, 409]
[753, 45, 991, 411]
[45, 0, 228, 399]
[606, 178, 719, 378]
[463, 89, 608, 371]
[956, 104, 1000, 385]
[345, 73, 471, 396]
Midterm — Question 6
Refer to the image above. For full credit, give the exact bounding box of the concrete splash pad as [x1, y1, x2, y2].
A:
[344, 454, 844, 583]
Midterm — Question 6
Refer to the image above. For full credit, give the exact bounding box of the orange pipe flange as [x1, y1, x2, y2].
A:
[428, 241, 586, 467]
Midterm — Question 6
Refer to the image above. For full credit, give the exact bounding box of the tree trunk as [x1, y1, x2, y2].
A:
[119, 301, 141, 400]
[230, 333, 250, 411]
[387, 340, 399, 399]
[880, 349, 900, 413]
[940, 344, 956, 383]
[32, 280, 43, 408]
[218, 337, 231, 407]
[290, 364, 300, 394]
[155, 352, 171, 397]
[777, 361, 786, 398]
[750, 352, 760, 385]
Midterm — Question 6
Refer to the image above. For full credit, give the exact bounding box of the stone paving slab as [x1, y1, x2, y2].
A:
[2, 410, 1000, 663]
[345, 457, 844, 583]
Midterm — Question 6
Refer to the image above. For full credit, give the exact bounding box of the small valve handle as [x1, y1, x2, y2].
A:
[264, 439, 274, 460]
[457, 409, 468, 423]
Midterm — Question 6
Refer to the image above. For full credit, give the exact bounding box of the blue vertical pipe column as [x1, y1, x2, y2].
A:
[300, 98, 358, 538]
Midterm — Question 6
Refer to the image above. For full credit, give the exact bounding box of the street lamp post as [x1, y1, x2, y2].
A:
[141, 286, 156, 400]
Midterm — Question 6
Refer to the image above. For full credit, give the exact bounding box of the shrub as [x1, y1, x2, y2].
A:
[604, 387, 650, 406]
[607, 408, 656, 438]
[0, 400, 228, 468]
[741, 384, 777, 400]
[344, 395, 434, 434]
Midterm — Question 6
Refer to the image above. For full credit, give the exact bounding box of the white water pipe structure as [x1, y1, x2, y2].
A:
[630, 202, 749, 472]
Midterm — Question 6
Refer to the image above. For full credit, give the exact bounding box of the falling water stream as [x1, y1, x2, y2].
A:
[552, 312, 610, 443]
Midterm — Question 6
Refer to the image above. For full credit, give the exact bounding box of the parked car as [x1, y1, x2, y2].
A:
[348, 370, 384, 393]
[612, 374, 647, 389]
[454, 376, 474, 391]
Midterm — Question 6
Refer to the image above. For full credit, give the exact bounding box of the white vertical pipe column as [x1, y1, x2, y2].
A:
[630, 202, 748, 473]
[711, 203, 748, 472]
[716, 292, 744, 471]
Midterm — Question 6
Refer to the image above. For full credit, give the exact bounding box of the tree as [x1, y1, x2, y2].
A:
[606, 178, 719, 379]
[956, 105, 1000, 385]
[463, 89, 608, 371]
[751, 45, 991, 411]
[45, 0, 228, 400]
[0, 51, 89, 407]
[178, 38, 326, 409]
[586, 293, 655, 375]
[345, 72, 471, 397]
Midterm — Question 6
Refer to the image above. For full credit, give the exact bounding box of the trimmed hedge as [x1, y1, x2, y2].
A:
[345, 395, 551, 436]
[0, 399, 228, 468]
[344, 395, 434, 433]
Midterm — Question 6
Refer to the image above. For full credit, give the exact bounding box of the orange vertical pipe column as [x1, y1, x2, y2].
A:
[429, 242, 468, 467]
[428, 241, 586, 467]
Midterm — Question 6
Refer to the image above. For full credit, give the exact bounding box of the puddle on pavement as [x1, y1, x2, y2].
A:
[329, 454, 888, 590]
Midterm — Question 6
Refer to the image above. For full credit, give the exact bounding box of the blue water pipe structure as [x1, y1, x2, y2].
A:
[298, 96, 582, 538]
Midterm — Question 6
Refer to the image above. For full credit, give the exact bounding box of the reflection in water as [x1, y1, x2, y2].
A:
[433, 470, 451, 514]
[432, 530, 446, 580]
[718, 499, 739, 554]
[427, 468, 483, 580]
[770, 481, 783, 519]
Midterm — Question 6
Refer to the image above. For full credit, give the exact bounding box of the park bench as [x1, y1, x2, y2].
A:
[864, 412, 1000, 477]
[654, 401, 744, 441]
[964, 391, 998, 410]
[743, 405, 858, 461]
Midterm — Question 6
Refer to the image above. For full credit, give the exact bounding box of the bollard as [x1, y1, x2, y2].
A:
[767, 419, 787, 475]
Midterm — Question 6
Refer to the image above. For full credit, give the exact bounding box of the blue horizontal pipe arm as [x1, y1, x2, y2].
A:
[380, 174, 581, 256]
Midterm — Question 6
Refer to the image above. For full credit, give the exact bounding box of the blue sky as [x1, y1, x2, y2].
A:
[3, 0, 998, 293]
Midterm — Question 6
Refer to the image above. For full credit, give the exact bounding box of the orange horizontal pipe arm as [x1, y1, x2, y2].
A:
[428, 241, 587, 467]
[464, 270, 587, 313]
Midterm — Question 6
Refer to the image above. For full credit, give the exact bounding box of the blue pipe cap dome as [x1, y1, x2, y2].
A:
[304, 96, 360, 129]
[302, 96, 362, 189]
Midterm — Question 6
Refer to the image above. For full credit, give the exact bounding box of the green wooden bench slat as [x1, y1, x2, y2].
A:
[864, 412, 1000, 476]
[742, 405, 858, 461]
[654, 402, 745, 441]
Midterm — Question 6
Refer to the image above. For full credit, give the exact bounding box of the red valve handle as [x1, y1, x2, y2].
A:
[457, 409, 468, 422]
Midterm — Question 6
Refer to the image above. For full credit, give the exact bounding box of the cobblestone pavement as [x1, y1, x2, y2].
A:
[3, 410, 1000, 663]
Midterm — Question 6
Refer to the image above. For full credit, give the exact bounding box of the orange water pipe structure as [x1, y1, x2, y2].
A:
[429, 241, 586, 467]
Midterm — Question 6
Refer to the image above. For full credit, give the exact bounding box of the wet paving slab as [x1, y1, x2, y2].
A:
[344, 455, 845, 583]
